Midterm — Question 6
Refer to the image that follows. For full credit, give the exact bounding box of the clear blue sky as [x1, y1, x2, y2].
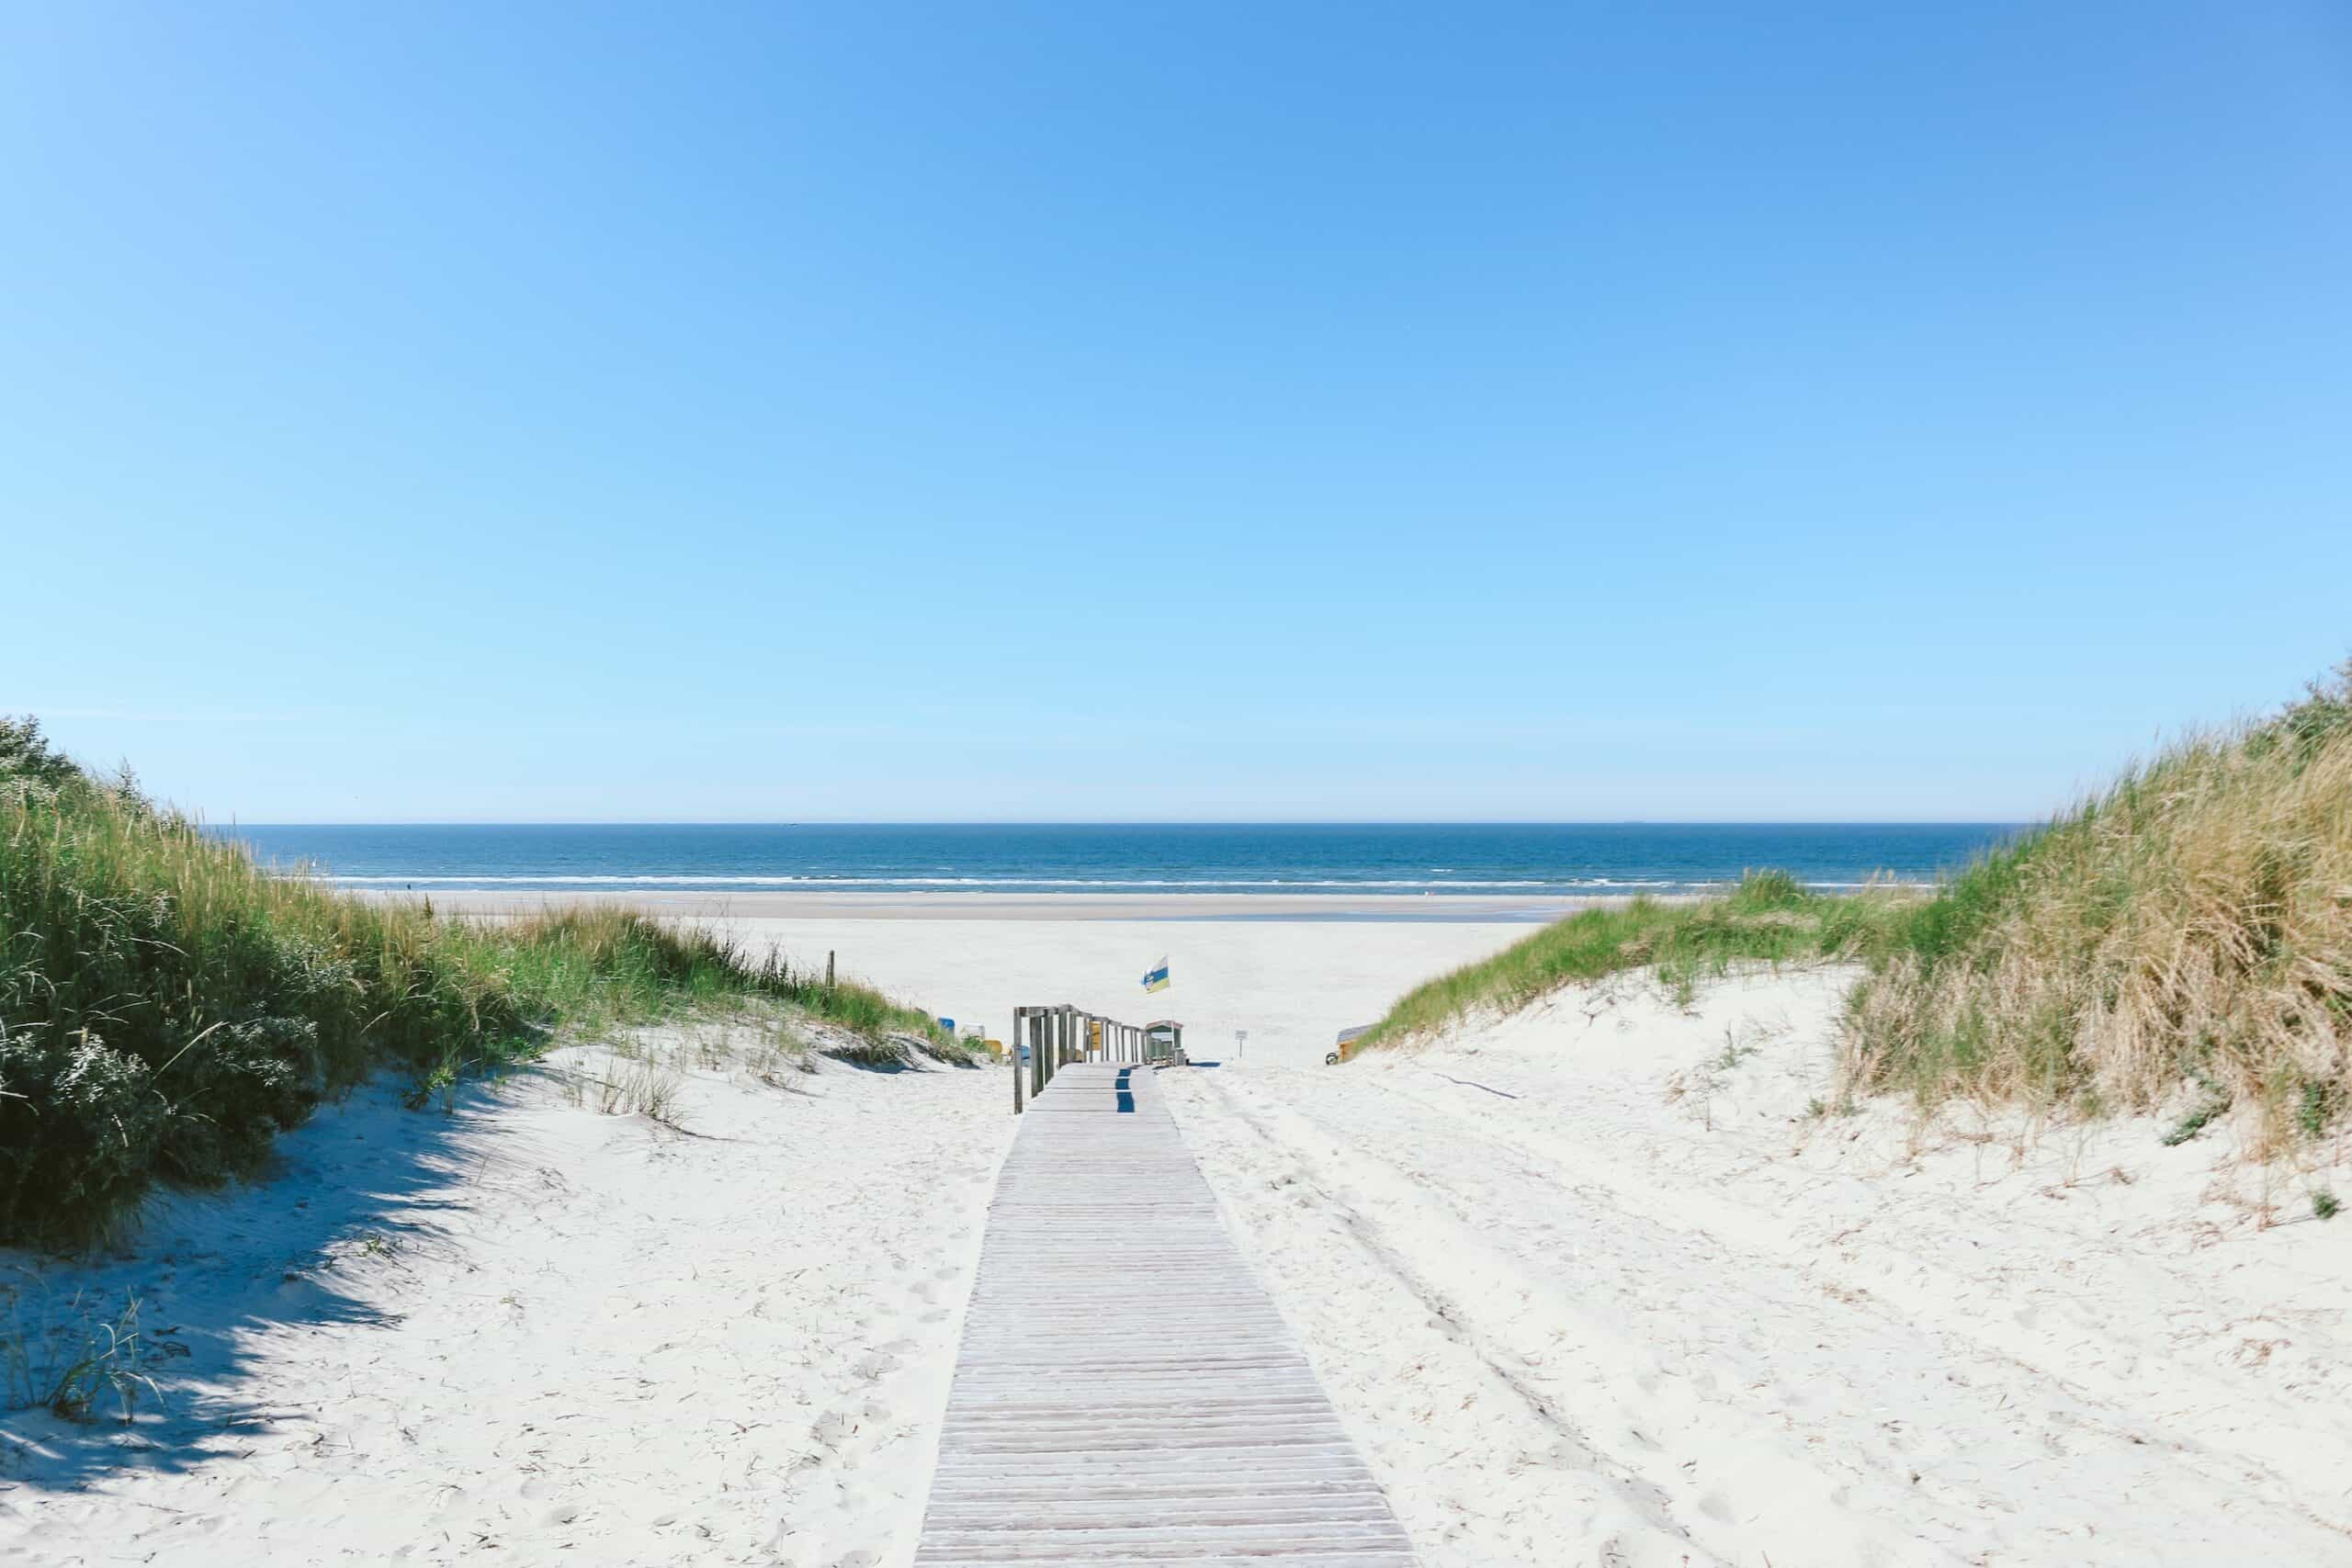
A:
[5, 3, 2347, 822]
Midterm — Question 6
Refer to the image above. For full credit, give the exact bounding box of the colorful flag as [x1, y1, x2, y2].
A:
[1141, 956, 1170, 993]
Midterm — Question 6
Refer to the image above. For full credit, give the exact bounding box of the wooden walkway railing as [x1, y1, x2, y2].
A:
[1009, 1004, 1183, 1114]
[913, 1058, 1416, 1565]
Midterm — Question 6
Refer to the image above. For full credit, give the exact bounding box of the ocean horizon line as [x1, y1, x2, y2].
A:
[206, 818, 2030, 829]
[201, 822, 2024, 902]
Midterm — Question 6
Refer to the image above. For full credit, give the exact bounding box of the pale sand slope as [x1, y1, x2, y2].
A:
[703, 916, 1534, 1070]
[1162, 966, 2352, 1568]
[1, 1040, 1012, 1567]
[0, 910, 1526, 1567]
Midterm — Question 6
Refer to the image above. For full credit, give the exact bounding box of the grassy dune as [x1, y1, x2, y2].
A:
[0, 719, 953, 1249]
[1846, 665, 2352, 1154]
[1351, 870, 1915, 1053]
[1362, 666, 2352, 1158]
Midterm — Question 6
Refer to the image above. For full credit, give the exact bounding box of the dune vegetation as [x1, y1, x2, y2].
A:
[1362, 665, 2352, 1158]
[0, 718, 955, 1251]
[1845, 663, 2352, 1156]
[1351, 869, 1917, 1052]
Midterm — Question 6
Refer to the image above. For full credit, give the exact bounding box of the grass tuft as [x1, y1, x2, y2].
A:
[2, 1274, 160, 1422]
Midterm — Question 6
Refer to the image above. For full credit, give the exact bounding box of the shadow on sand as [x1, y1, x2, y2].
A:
[0, 1073, 531, 1493]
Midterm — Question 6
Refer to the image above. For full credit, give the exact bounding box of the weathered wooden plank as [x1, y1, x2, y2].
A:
[912, 1063, 1415, 1565]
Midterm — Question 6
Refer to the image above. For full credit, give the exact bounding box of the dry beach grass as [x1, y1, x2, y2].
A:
[1847, 663, 2352, 1155]
[1363, 663, 2352, 1169]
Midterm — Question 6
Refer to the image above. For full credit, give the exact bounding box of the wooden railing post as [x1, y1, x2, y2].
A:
[1008, 1003, 1181, 1099]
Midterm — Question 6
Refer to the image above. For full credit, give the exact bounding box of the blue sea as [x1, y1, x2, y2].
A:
[209, 823, 2024, 902]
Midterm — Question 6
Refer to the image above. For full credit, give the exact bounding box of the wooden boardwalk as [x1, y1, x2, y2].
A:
[914, 1061, 1415, 1566]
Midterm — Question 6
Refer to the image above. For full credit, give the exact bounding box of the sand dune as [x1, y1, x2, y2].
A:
[1, 908, 1521, 1563]
[2, 1040, 1010, 1565]
[1170, 966, 2352, 1566]
[11, 915, 2350, 1566]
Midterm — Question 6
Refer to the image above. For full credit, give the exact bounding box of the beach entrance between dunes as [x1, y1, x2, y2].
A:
[910, 1059, 1416, 1564]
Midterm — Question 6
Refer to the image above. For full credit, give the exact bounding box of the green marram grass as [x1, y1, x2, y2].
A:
[1352, 870, 1917, 1052]
[1358, 664, 2352, 1161]
[1844, 662, 2352, 1156]
[0, 717, 955, 1250]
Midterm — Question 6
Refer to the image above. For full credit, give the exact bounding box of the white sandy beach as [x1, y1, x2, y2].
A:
[0, 1039, 1012, 1567]
[408, 890, 1588, 926]
[1170, 966, 2352, 1566]
[14, 0, 2340, 1559]
[0, 908, 1521, 1565]
[707, 912, 1539, 1071]
[411, 891, 1561, 1066]
[7, 911, 2351, 1566]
